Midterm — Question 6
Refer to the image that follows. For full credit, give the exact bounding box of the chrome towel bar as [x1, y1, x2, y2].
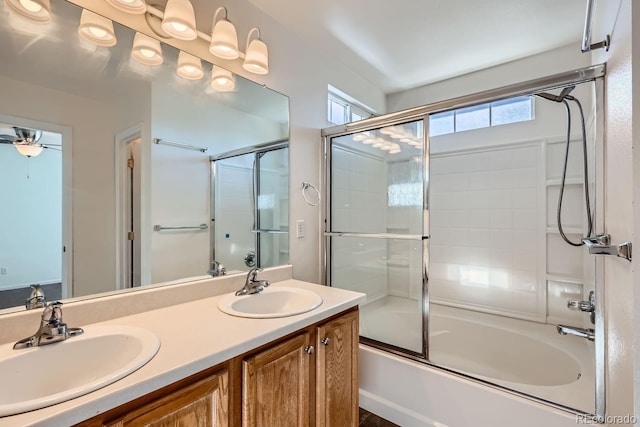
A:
[153, 224, 208, 231]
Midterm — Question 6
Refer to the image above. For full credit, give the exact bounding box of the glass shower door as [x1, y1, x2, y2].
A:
[256, 147, 289, 268]
[326, 119, 427, 355]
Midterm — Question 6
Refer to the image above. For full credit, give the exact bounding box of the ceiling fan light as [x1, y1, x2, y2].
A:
[104, 0, 147, 15]
[177, 51, 203, 80]
[161, 0, 197, 40]
[243, 28, 268, 75]
[78, 9, 117, 47]
[131, 32, 163, 65]
[210, 66, 235, 92]
[15, 144, 43, 157]
[209, 7, 239, 60]
[4, 0, 51, 24]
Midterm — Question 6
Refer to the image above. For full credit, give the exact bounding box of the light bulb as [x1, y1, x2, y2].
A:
[210, 66, 235, 92]
[171, 22, 187, 32]
[131, 32, 163, 65]
[19, 0, 41, 12]
[140, 48, 155, 58]
[89, 26, 108, 38]
[5, 0, 52, 23]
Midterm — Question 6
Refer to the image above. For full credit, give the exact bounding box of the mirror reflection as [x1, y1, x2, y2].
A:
[0, 0, 289, 311]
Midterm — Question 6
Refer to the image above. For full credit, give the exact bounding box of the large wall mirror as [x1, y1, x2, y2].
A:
[0, 0, 290, 312]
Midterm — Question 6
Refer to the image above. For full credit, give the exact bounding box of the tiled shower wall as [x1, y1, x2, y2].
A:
[429, 137, 593, 324]
[429, 144, 545, 321]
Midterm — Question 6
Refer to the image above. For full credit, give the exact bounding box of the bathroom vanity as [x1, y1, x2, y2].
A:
[75, 308, 358, 427]
[0, 276, 365, 427]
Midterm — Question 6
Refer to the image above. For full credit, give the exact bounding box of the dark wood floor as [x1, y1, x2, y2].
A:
[359, 408, 400, 427]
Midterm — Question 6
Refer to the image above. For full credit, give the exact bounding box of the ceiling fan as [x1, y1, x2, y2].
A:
[0, 127, 61, 157]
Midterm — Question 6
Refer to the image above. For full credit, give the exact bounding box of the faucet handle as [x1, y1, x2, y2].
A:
[42, 301, 63, 325]
[248, 267, 263, 281]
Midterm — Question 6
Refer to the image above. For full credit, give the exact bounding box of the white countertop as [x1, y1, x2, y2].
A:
[0, 280, 366, 427]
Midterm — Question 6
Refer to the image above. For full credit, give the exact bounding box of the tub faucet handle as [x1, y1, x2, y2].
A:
[568, 291, 596, 324]
[567, 290, 595, 312]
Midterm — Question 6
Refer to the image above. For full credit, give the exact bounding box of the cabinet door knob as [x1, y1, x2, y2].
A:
[304, 345, 314, 354]
[321, 337, 330, 346]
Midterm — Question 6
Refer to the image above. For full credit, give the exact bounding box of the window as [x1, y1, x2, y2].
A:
[429, 96, 533, 136]
[327, 90, 373, 125]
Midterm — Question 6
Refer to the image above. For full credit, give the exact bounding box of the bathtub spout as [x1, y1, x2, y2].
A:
[557, 324, 594, 341]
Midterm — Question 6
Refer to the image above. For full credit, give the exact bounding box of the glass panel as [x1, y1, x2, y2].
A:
[330, 235, 423, 353]
[429, 83, 596, 413]
[429, 111, 454, 137]
[329, 98, 347, 125]
[491, 96, 533, 126]
[330, 120, 424, 235]
[257, 147, 289, 268]
[455, 103, 490, 132]
[214, 153, 255, 272]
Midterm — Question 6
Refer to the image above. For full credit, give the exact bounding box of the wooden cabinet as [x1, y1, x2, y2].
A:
[316, 310, 359, 427]
[75, 308, 358, 427]
[242, 309, 359, 427]
[242, 333, 311, 427]
[100, 370, 228, 427]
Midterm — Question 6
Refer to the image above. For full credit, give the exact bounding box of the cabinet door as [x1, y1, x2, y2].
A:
[104, 370, 228, 427]
[242, 333, 311, 427]
[316, 310, 359, 427]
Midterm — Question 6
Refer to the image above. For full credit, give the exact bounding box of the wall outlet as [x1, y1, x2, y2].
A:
[296, 220, 305, 238]
[0, 267, 6, 275]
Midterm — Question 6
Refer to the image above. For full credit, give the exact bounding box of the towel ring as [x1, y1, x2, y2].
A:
[302, 182, 320, 206]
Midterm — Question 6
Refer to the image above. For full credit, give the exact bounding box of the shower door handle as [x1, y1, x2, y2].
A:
[582, 234, 632, 262]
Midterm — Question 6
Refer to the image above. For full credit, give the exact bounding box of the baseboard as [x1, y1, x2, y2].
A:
[359, 389, 447, 427]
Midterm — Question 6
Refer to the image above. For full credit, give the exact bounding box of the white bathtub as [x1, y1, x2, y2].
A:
[359, 297, 595, 427]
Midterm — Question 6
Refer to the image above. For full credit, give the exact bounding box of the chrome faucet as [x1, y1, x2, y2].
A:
[13, 301, 84, 350]
[25, 284, 46, 310]
[235, 267, 270, 296]
[208, 260, 226, 277]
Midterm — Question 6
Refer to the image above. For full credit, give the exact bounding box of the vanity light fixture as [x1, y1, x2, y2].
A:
[209, 7, 239, 60]
[4, 0, 52, 24]
[131, 32, 163, 65]
[177, 51, 204, 80]
[211, 66, 235, 92]
[104, 0, 146, 15]
[78, 9, 117, 47]
[15, 144, 43, 157]
[243, 27, 269, 75]
[161, 0, 197, 40]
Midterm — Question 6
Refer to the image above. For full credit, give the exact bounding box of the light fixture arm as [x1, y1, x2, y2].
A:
[246, 27, 261, 51]
[144, 4, 246, 59]
[213, 6, 227, 23]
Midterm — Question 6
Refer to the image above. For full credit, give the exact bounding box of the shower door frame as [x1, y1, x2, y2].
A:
[322, 64, 606, 419]
[210, 140, 289, 270]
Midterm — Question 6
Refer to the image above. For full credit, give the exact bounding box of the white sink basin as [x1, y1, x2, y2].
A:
[0, 324, 160, 416]
[218, 286, 323, 318]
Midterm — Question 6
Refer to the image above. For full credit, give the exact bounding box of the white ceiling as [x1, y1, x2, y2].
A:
[244, 0, 586, 93]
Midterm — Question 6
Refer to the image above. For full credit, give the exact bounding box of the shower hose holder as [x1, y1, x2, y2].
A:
[582, 234, 632, 262]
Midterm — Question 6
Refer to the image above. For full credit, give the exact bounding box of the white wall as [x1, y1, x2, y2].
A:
[0, 131, 61, 290]
[387, 43, 591, 112]
[591, 0, 636, 422]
